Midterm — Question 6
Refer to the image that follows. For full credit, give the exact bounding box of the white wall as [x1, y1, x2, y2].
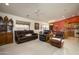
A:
[0, 11, 49, 42]
[0, 11, 48, 32]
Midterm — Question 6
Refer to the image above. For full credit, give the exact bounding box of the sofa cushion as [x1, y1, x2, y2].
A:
[51, 38, 61, 41]
[25, 34, 32, 36]
[25, 30, 34, 34]
[51, 38, 64, 42]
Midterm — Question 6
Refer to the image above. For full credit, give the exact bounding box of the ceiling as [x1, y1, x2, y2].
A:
[0, 3, 79, 22]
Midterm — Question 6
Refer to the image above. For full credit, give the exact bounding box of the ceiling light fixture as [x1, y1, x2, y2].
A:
[62, 16, 65, 19]
[5, 3, 9, 6]
[72, 15, 75, 17]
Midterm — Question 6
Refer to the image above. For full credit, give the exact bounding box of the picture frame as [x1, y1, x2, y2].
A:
[34, 23, 39, 30]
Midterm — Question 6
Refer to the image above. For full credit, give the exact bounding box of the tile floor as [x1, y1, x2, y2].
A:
[0, 37, 79, 55]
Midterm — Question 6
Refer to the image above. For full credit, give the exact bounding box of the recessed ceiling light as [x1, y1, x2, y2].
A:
[62, 16, 65, 17]
[62, 16, 65, 19]
[72, 15, 75, 17]
[5, 3, 9, 6]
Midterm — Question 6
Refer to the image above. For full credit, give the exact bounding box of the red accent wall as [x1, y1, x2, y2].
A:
[52, 16, 79, 31]
[53, 20, 65, 31]
[66, 16, 79, 23]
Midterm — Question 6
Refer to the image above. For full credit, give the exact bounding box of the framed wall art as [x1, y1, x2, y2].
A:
[34, 23, 39, 30]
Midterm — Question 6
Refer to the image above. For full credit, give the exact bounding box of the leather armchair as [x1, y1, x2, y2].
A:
[39, 30, 50, 42]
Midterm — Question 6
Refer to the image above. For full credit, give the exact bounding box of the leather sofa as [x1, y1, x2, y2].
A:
[15, 30, 38, 44]
[55, 31, 64, 39]
[47, 38, 64, 48]
[47, 31, 64, 48]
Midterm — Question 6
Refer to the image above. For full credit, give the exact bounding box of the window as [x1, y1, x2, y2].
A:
[15, 24, 29, 30]
[41, 24, 49, 30]
[15, 20, 30, 30]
